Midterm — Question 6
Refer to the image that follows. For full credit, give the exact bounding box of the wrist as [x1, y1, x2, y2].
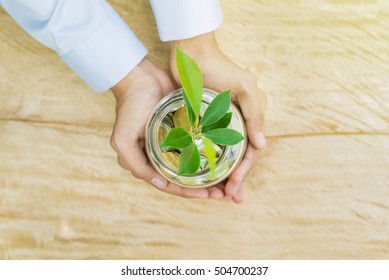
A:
[170, 32, 218, 58]
[111, 58, 157, 102]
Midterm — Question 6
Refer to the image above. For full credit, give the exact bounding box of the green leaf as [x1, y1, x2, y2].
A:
[176, 47, 202, 118]
[160, 128, 192, 149]
[182, 90, 196, 126]
[203, 138, 216, 179]
[178, 143, 200, 175]
[201, 90, 231, 127]
[204, 128, 244, 145]
[202, 112, 232, 133]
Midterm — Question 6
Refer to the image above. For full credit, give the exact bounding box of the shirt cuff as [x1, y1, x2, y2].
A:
[150, 0, 223, 42]
[61, 9, 147, 92]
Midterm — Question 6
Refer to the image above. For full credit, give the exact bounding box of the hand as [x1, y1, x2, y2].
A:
[110, 58, 220, 199]
[170, 33, 267, 203]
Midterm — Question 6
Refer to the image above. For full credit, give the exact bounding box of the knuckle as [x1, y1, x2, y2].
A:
[116, 156, 125, 168]
[110, 134, 118, 151]
[237, 71, 258, 97]
[110, 133, 127, 152]
[130, 168, 145, 179]
[244, 108, 262, 124]
[229, 174, 242, 186]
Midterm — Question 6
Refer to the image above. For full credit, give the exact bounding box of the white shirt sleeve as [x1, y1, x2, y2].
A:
[0, 0, 147, 92]
[150, 0, 223, 41]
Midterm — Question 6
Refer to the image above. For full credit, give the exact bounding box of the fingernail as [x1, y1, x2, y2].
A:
[151, 178, 166, 190]
[256, 132, 267, 148]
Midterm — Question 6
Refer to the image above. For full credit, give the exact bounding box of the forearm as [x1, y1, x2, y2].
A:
[1, 0, 147, 92]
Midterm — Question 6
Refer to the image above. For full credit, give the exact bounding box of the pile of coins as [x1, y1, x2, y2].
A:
[158, 107, 223, 172]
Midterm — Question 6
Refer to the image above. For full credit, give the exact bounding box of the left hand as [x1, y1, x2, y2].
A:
[111, 58, 215, 200]
[170, 33, 267, 203]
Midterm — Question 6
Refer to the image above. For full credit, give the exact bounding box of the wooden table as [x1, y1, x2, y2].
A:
[0, 0, 388, 259]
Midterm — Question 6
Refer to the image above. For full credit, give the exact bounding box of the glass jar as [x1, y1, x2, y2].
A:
[145, 88, 247, 188]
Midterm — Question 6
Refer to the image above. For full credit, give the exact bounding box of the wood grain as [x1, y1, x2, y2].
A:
[0, 0, 388, 259]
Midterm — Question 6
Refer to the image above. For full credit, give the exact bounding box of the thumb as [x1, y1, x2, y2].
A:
[238, 88, 267, 149]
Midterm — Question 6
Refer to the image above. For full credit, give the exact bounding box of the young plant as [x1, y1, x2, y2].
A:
[160, 47, 244, 178]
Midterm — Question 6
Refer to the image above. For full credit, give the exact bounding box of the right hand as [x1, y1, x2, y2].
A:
[170, 33, 267, 203]
[110, 58, 221, 199]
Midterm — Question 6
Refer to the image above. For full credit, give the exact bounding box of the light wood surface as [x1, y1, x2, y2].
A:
[0, 0, 388, 259]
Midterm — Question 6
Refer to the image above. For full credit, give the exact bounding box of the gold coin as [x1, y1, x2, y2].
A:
[162, 151, 180, 169]
[158, 123, 170, 146]
[173, 107, 191, 132]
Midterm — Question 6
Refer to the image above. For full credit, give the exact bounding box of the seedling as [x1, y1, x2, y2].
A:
[160, 47, 244, 178]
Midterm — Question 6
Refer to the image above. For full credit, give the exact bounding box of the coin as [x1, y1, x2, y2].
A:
[158, 121, 172, 153]
[158, 125, 168, 145]
[162, 151, 180, 169]
[173, 107, 191, 132]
